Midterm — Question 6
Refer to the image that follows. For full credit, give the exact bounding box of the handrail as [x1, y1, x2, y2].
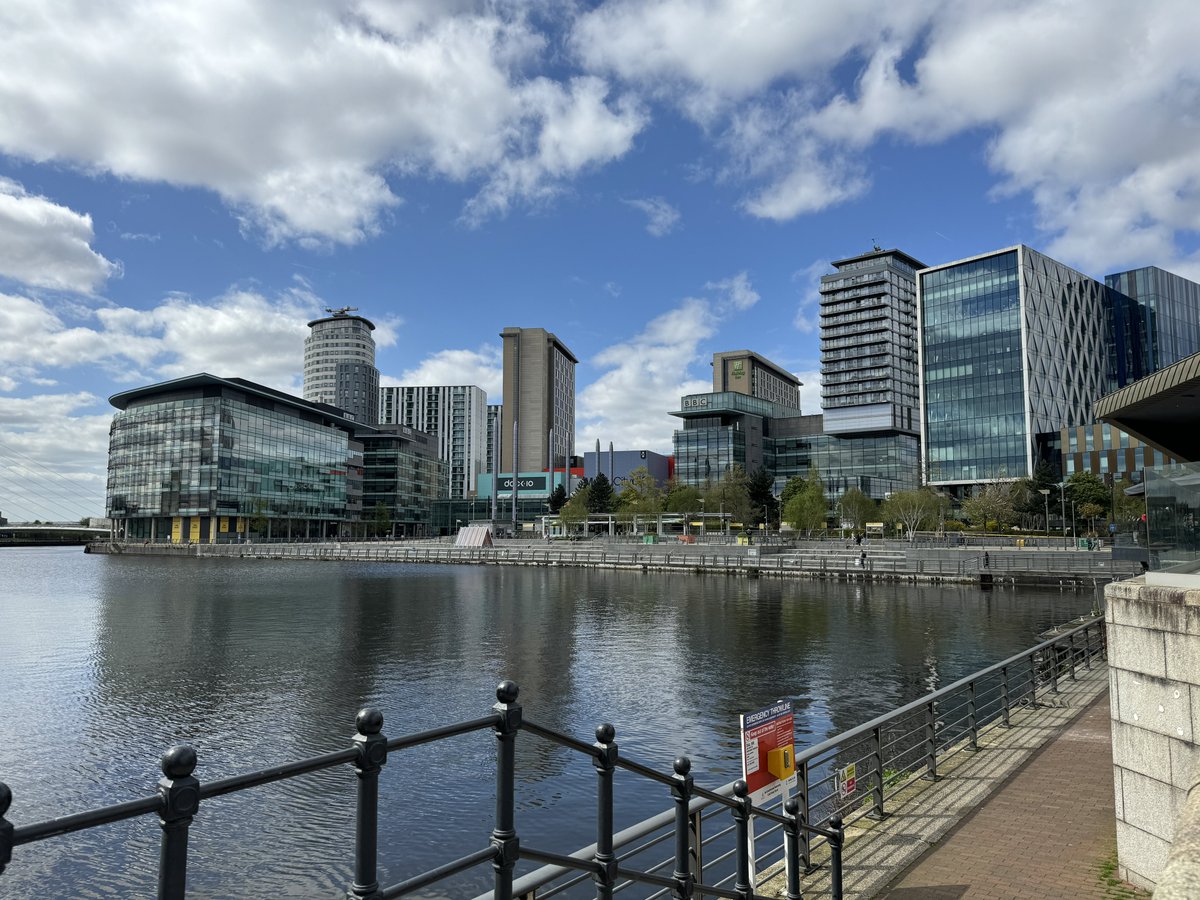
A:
[796, 614, 1101, 764]
[1, 620, 1104, 900]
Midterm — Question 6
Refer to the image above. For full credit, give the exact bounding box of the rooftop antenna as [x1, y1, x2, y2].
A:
[872, 239, 882, 252]
[324, 306, 359, 316]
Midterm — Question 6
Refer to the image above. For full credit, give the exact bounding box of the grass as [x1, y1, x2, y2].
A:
[1097, 848, 1151, 898]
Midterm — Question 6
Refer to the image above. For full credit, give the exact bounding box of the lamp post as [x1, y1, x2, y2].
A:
[1039, 488, 1050, 540]
[1070, 501, 1077, 548]
[699, 497, 705, 537]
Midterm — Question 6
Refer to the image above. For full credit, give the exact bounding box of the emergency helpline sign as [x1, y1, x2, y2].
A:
[740, 701, 797, 805]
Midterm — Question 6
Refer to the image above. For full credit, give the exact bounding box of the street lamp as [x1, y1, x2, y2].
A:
[1039, 488, 1050, 539]
[1059, 481, 1068, 549]
[1070, 501, 1077, 548]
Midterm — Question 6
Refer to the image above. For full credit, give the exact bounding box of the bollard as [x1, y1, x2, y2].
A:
[349, 708, 387, 900]
[731, 780, 753, 900]
[592, 724, 618, 900]
[0, 781, 12, 877]
[783, 797, 804, 900]
[157, 745, 200, 900]
[670, 757, 694, 899]
[492, 681, 522, 900]
[828, 816, 845, 900]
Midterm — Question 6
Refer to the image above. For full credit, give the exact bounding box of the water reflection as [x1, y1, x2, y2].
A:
[0, 548, 1097, 898]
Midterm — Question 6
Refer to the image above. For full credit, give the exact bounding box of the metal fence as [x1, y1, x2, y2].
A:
[0, 683, 841, 900]
[0, 616, 1104, 899]
[91, 540, 1143, 582]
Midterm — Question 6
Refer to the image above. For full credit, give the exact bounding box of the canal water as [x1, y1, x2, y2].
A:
[0, 547, 1098, 897]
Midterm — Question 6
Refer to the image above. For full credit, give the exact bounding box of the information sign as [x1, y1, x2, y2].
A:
[740, 701, 797, 806]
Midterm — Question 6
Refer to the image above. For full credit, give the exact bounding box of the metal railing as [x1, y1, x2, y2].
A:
[91, 540, 1143, 582]
[0, 682, 842, 900]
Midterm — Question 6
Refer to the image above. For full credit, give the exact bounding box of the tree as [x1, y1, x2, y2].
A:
[664, 479, 701, 513]
[1079, 502, 1105, 535]
[703, 465, 753, 531]
[783, 470, 828, 537]
[747, 467, 778, 527]
[547, 483, 567, 513]
[779, 475, 807, 511]
[1015, 460, 1061, 531]
[617, 466, 664, 516]
[587, 473, 614, 513]
[249, 497, 269, 538]
[559, 484, 591, 534]
[369, 501, 391, 537]
[882, 489, 943, 538]
[1112, 478, 1144, 532]
[1065, 471, 1110, 514]
[960, 481, 1018, 530]
[838, 487, 876, 533]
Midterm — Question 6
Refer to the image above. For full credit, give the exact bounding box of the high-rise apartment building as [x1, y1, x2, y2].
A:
[819, 248, 924, 435]
[918, 246, 1124, 488]
[379, 385, 488, 499]
[499, 327, 577, 474]
[303, 308, 379, 423]
[711, 350, 801, 410]
[486, 404, 502, 474]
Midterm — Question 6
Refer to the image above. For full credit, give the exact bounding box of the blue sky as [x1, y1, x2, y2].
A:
[2, 0, 1199, 522]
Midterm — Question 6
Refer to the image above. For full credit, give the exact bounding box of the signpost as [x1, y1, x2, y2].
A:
[740, 701, 797, 888]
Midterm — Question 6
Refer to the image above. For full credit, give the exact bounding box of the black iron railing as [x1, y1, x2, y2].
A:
[0, 681, 841, 899]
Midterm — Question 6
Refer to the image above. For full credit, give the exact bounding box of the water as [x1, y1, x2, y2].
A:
[0, 547, 1097, 897]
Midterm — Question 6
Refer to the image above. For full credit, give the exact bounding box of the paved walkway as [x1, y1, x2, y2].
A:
[876, 691, 1145, 899]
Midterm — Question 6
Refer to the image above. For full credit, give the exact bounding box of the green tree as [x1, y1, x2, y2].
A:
[617, 466, 664, 514]
[960, 481, 1018, 530]
[779, 475, 807, 511]
[249, 497, 269, 537]
[1065, 471, 1110, 514]
[370, 501, 391, 537]
[702, 464, 753, 531]
[559, 484, 591, 534]
[747, 467, 778, 527]
[547, 483, 567, 513]
[663, 479, 701, 513]
[882, 489, 943, 538]
[1079, 501, 1105, 535]
[837, 487, 876, 533]
[588, 473, 615, 513]
[784, 481, 828, 536]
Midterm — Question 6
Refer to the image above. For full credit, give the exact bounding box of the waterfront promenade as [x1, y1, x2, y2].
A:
[769, 663, 1146, 899]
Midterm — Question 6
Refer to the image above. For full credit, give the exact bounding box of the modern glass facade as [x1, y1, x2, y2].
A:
[1146, 462, 1200, 571]
[772, 426, 920, 502]
[1106, 266, 1200, 376]
[106, 375, 439, 542]
[671, 391, 802, 485]
[360, 426, 444, 537]
[920, 247, 1116, 486]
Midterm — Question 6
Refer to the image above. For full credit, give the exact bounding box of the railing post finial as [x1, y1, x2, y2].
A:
[783, 797, 803, 900]
[732, 780, 753, 900]
[592, 724, 619, 898]
[157, 745, 199, 900]
[492, 681, 522, 900]
[670, 757, 694, 899]
[349, 707, 387, 900]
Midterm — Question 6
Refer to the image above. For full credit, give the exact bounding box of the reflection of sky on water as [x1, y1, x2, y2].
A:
[0, 547, 1097, 897]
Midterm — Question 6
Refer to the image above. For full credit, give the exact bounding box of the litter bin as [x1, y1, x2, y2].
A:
[642, 533, 659, 544]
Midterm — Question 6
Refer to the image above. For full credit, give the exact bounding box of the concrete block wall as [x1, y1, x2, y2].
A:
[1105, 577, 1200, 891]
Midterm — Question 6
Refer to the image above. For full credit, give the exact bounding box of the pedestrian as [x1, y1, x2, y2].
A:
[860, 550, 867, 569]
[984, 551, 990, 568]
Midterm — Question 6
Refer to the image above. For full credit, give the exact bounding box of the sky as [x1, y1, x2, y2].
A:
[2, 0, 1200, 522]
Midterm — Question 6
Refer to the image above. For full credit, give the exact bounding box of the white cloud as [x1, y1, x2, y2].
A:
[0, 2, 645, 245]
[0, 392, 111, 521]
[577, 273, 758, 453]
[1, 286, 319, 393]
[795, 370, 823, 415]
[384, 346, 503, 398]
[0, 178, 118, 292]
[790, 260, 828, 334]
[623, 196, 681, 236]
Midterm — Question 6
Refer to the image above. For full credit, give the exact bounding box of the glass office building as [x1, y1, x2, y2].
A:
[920, 247, 1118, 487]
[671, 391, 802, 484]
[1106, 266, 1200, 375]
[106, 374, 439, 542]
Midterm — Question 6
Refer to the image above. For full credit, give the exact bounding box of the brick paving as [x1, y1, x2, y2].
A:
[876, 691, 1145, 899]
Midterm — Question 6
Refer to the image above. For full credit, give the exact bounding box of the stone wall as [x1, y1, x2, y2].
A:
[1105, 576, 1200, 891]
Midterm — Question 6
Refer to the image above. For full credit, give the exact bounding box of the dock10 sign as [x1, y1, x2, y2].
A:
[739, 701, 797, 805]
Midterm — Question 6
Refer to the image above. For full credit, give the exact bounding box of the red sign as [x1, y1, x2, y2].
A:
[740, 701, 797, 805]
